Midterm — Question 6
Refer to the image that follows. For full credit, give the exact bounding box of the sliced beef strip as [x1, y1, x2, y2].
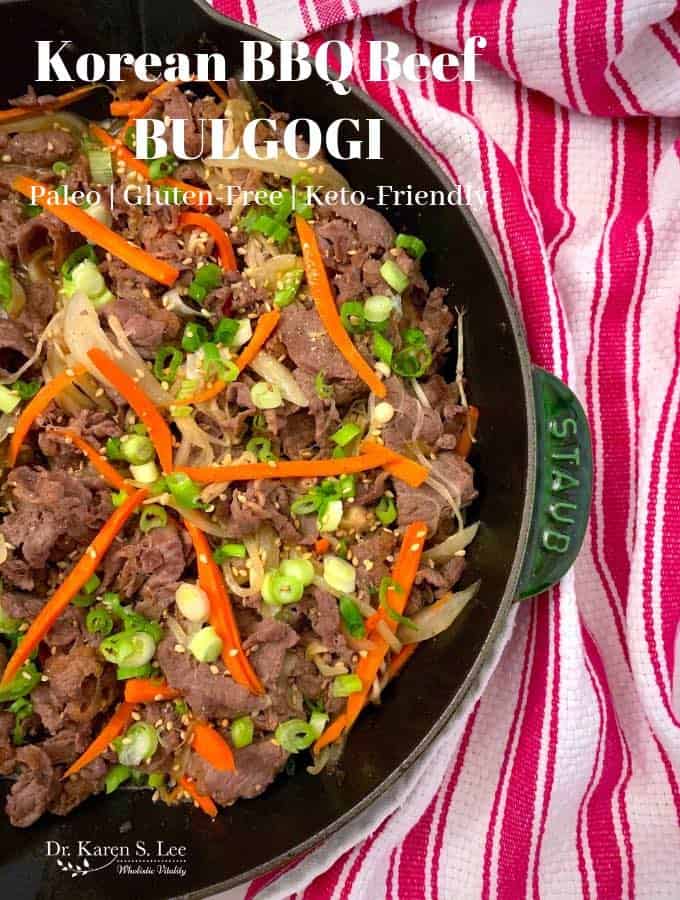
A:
[351, 529, 398, 597]
[279, 304, 355, 380]
[0, 129, 76, 167]
[0, 319, 35, 379]
[307, 587, 348, 655]
[316, 199, 395, 251]
[242, 619, 299, 689]
[49, 758, 107, 817]
[162, 87, 203, 157]
[41, 724, 93, 766]
[0, 558, 34, 591]
[41, 645, 117, 726]
[0, 197, 25, 261]
[103, 295, 180, 358]
[16, 212, 78, 269]
[395, 452, 476, 535]
[2, 467, 112, 569]
[1, 590, 86, 651]
[6, 745, 60, 828]
[420, 287, 454, 362]
[413, 556, 466, 603]
[156, 636, 266, 720]
[382, 376, 443, 452]
[219, 480, 301, 545]
[18, 279, 57, 339]
[187, 739, 288, 806]
[103, 524, 189, 620]
[38, 407, 123, 465]
[0, 711, 15, 776]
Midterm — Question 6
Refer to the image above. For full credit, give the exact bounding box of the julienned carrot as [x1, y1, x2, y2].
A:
[179, 311, 281, 406]
[178, 446, 393, 484]
[345, 521, 428, 728]
[313, 714, 347, 753]
[191, 721, 236, 772]
[235, 310, 280, 371]
[124, 678, 180, 704]
[0, 489, 148, 688]
[209, 80, 230, 104]
[12, 176, 179, 286]
[47, 428, 129, 492]
[183, 520, 263, 695]
[63, 702, 135, 779]
[89, 124, 211, 208]
[360, 440, 428, 488]
[383, 643, 418, 684]
[8, 364, 88, 466]
[87, 348, 174, 473]
[0, 84, 105, 123]
[454, 405, 479, 459]
[295, 215, 387, 399]
[313, 521, 428, 750]
[314, 538, 330, 555]
[110, 98, 152, 118]
[179, 776, 218, 817]
[179, 212, 237, 271]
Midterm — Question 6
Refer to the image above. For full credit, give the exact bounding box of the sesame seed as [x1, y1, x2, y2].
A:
[199, 553, 208, 564]
[228, 648, 239, 657]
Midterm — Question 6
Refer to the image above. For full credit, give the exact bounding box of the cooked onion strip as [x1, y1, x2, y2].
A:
[207, 146, 349, 191]
[423, 522, 479, 563]
[249, 351, 308, 407]
[397, 580, 480, 645]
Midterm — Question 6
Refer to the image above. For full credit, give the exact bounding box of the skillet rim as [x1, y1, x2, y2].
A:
[179, 1, 538, 894]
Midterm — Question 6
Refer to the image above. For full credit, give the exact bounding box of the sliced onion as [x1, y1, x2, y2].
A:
[26, 246, 52, 284]
[0, 110, 87, 137]
[222, 558, 259, 598]
[174, 416, 215, 468]
[376, 619, 402, 654]
[162, 287, 199, 318]
[63, 293, 169, 404]
[254, 524, 279, 573]
[397, 580, 480, 645]
[423, 522, 480, 564]
[0, 412, 17, 444]
[166, 615, 188, 646]
[411, 377, 431, 409]
[245, 254, 302, 291]
[249, 351, 308, 407]
[307, 746, 330, 774]
[175, 504, 231, 539]
[44, 344, 96, 414]
[244, 534, 265, 594]
[207, 146, 349, 191]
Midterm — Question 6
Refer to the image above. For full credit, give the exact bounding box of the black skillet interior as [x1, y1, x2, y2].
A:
[0, 1, 532, 896]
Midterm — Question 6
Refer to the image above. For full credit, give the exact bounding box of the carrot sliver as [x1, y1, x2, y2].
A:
[454, 405, 479, 459]
[124, 678, 180, 704]
[345, 520, 428, 730]
[360, 440, 428, 488]
[384, 643, 418, 683]
[314, 538, 330, 555]
[178, 311, 281, 406]
[63, 702, 135, 779]
[0, 84, 104, 123]
[183, 520, 263, 695]
[209, 80, 230, 104]
[179, 212, 237, 271]
[179, 776, 218, 818]
[110, 98, 152, 118]
[8, 364, 88, 466]
[47, 428, 129, 492]
[90, 126, 211, 209]
[313, 713, 348, 753]
[87, 348, 174, 473]
[295, 215, 386, 399]
[235, 310, 281, 372]
[178, 447, 393, 485]
[191, 721, 236, 772]
[12, 176, 179, 286]
[0, 489, 148, 688]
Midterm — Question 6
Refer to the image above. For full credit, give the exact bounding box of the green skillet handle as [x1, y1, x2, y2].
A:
[517, 367, 593, 600]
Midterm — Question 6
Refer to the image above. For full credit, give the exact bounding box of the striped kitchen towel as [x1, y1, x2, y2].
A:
[210, 0, 680, 897]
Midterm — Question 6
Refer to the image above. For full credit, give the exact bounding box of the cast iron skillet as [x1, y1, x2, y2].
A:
[0, 1, 592, 896]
